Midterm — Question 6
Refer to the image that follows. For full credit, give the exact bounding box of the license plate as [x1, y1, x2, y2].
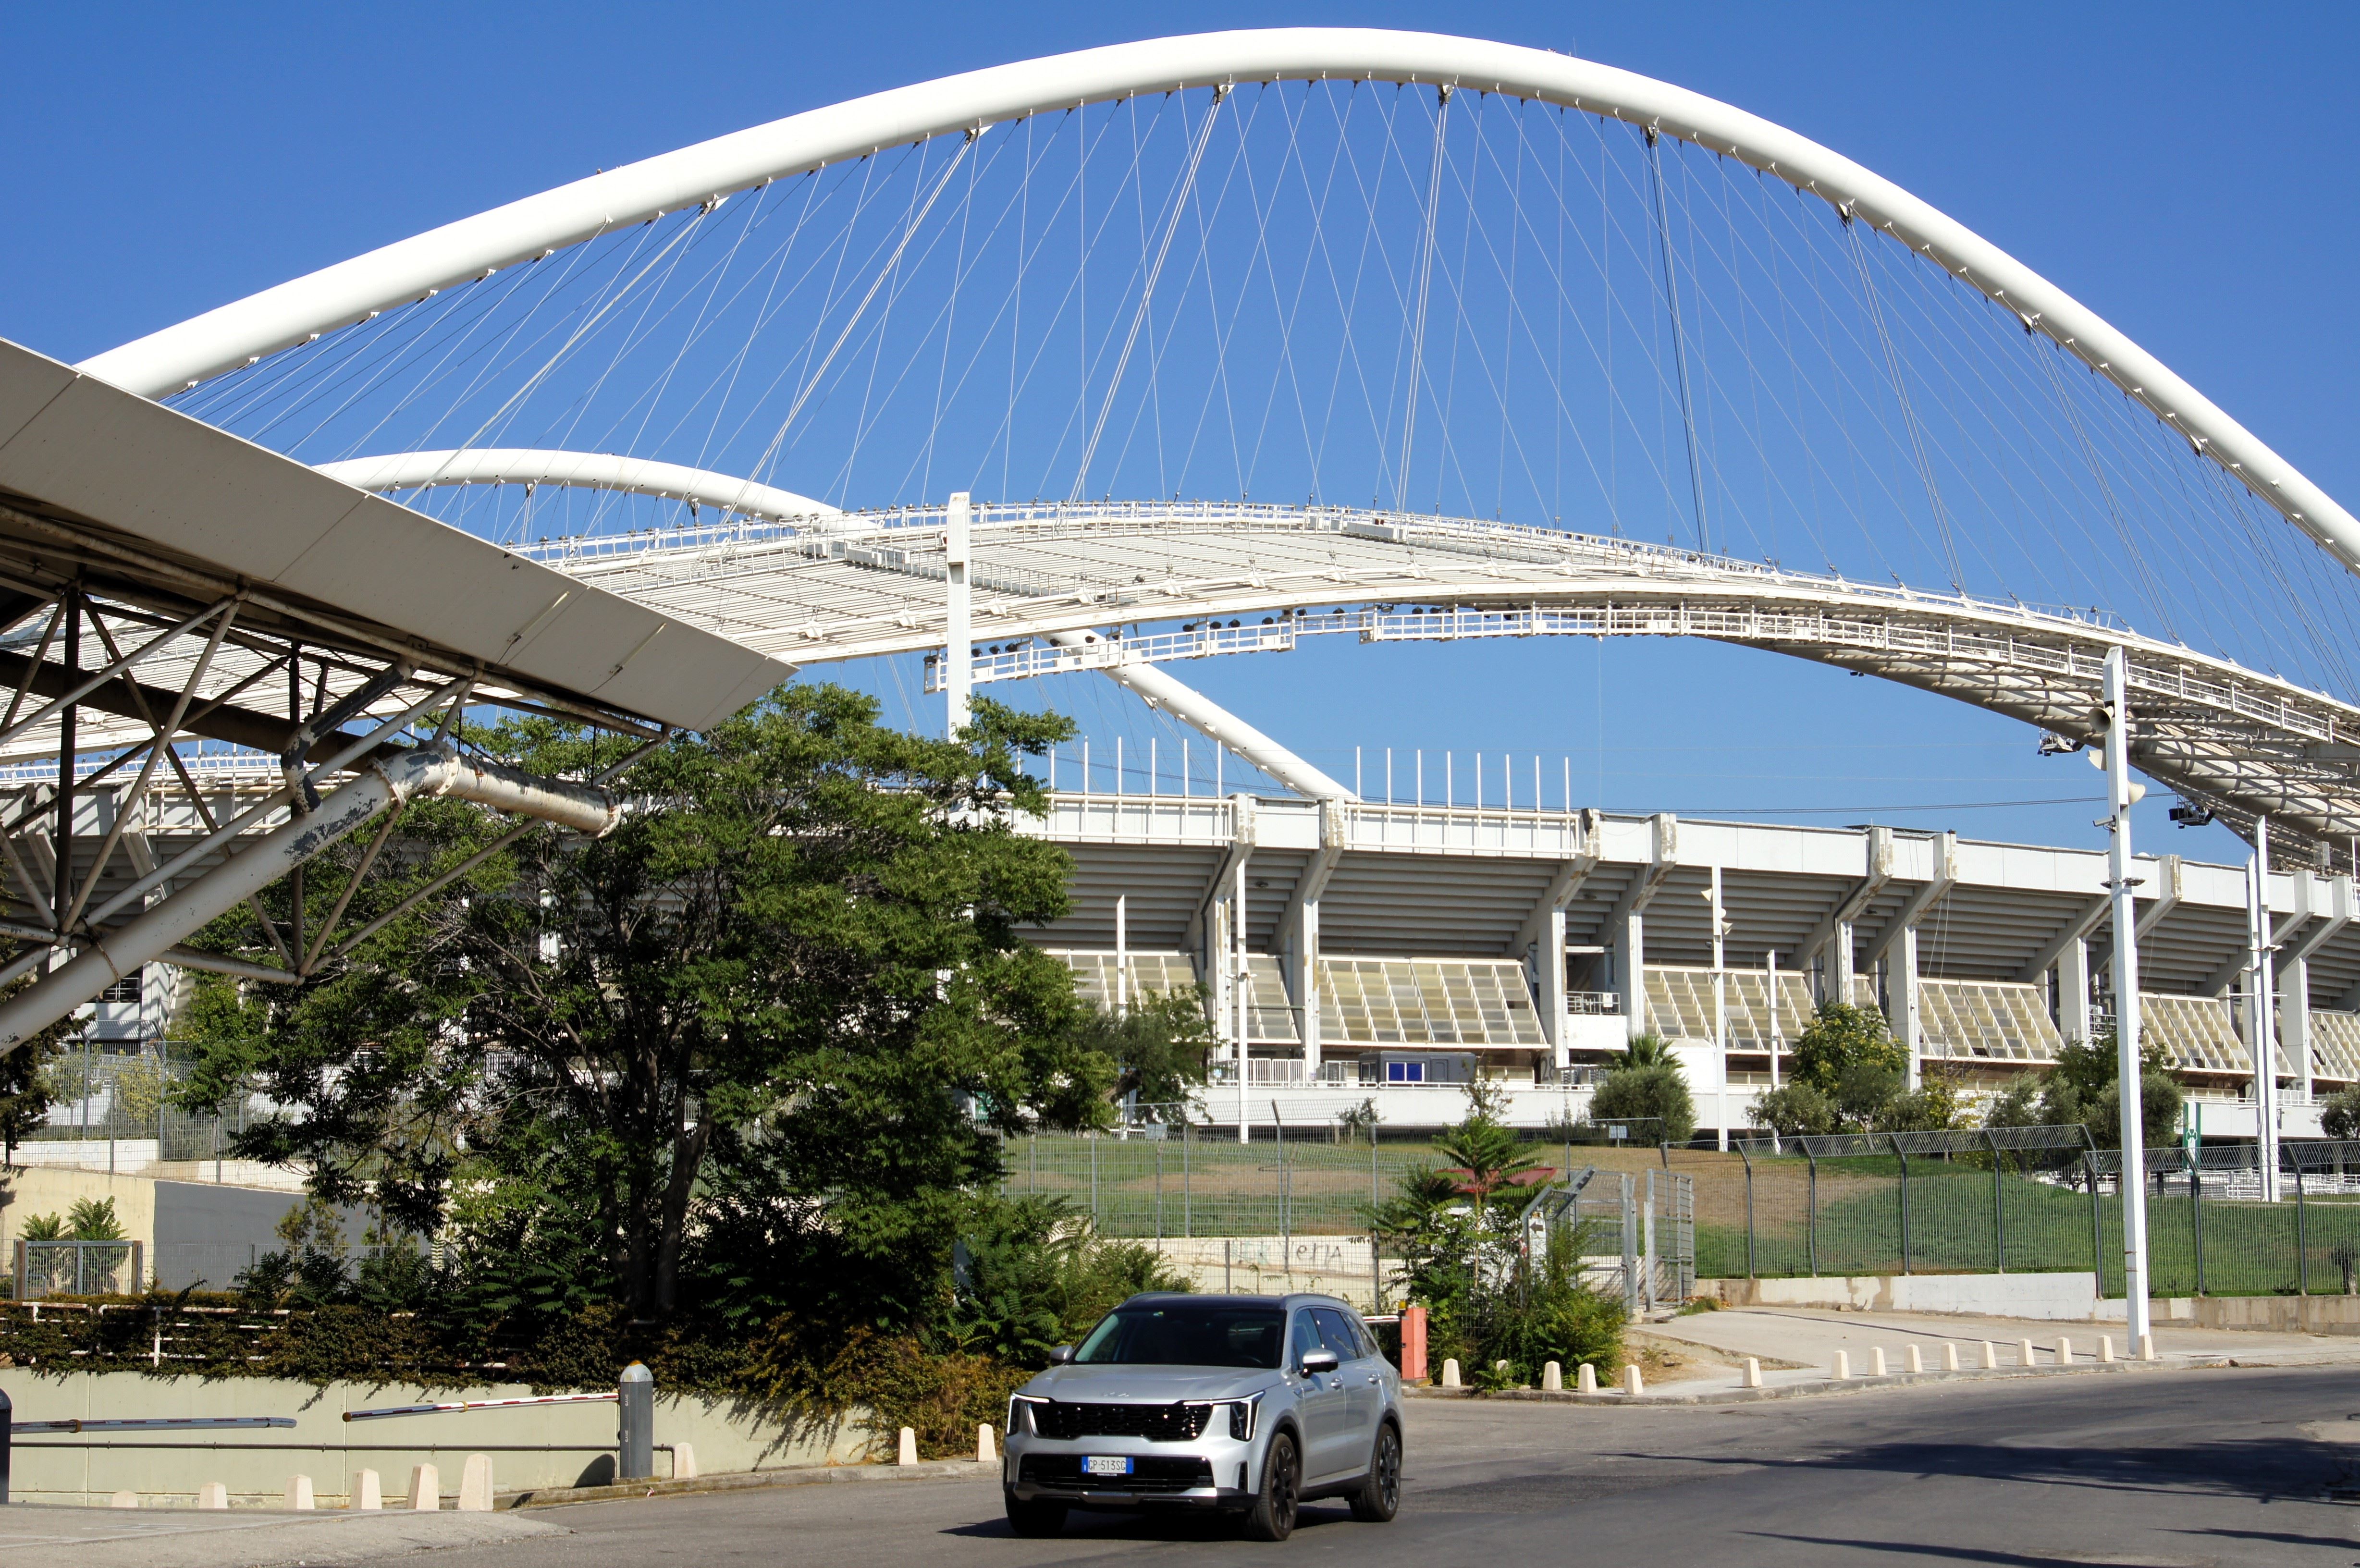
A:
[1082, 1456, 1134, 1477]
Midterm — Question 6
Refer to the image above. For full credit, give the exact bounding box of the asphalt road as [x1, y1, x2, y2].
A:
[432, 1367, 2360, 1568]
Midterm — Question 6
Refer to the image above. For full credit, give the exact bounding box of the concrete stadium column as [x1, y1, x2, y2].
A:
[1832, 922, 1856, 1007]
[2057, 939, 2092, 1043]
[1540, 901, 1570, 1072]
[2284, 952, 2313, 1104]
[1893, 926, 1922, 1089]
[1292, 895, 1323, 1075]
[1620, 912, 1648, 1042]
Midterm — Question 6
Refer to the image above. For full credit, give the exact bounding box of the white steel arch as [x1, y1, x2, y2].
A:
[80, 28, 2360, 577]
[313, 450, 838, 526]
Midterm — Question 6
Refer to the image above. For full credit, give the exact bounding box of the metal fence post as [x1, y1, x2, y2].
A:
[1893, 1136, 1911, 1277]
[2296, 1156, 2309, 1296]
[1736, 1142, 1756, 1280]
[1986, 1129, 2005, 1274]
[1155, 1140, 1164, 1242]
[0, 1381, 11, 1505]
[1182, 1122, 1192, 1238]
[2190, 1156, 2205, 1298]
[1807, 1151, 1819, 1278]
[1620, 1173, 1639, 1321]
[1089, 1133, 1099, 1229]
[618, 1362, 654, 1482]
[2086, 1151, 2104, 1290]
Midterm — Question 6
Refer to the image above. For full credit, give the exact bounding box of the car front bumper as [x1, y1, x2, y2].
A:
[1005, 1437, 1258, 1508]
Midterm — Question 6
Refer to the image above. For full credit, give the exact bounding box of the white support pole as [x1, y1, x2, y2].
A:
[1114, 893, 1129, 1015]
[1766, 949, 1781, 1089]
[944, 492, 972, 738]
[1295, 895, 1322, 1076]
[2103, 647, 2152, 1347]
[1896, 925, 1922, 1089]
[1710, 865, 1727, 1151]
[2058, 938, 2093, 1042]
[2249, 817, 2281, 1201]
[1541, 900, 1570, 1073]
[1235, 853, 1250, 1144]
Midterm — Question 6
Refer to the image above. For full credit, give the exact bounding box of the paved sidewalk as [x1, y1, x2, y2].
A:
[0, 1506, 563, 1568]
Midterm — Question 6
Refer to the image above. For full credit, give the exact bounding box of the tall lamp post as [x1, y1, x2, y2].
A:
[2102, 648, 2152, 1349]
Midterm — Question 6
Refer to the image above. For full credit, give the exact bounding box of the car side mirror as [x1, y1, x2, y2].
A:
[1300, 1348, 1340, 1376]
[1049, 1345, 1076, 1365]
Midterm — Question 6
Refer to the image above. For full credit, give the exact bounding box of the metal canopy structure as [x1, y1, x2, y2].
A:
[0, 337, 799, 1051]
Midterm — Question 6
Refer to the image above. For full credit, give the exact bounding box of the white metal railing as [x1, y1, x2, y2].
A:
[1567, 991, 1622, 1015]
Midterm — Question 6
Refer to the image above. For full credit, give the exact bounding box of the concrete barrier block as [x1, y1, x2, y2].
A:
[1980, 1341, 1998, 1371]
[1871, 1348, 1888, 1377]
[109, 1491, 137, 1509]
[1440, 1358, 1462, 1388]
[675, 1441, 699, 1479]
[977, 1424, 996, 1463]
[350, 1470, 382, 1511]
[198, 1482, 228, 1510]
[2098, 1335, 2114, 1364]
[1906, 1345, 1923, 1375]
[1576, 1363, 1597, 1394]
[1621, 1365, 1643, 1396]
[285, 1475, 315, 1511]
[2055, 1335, 2073, 1365]
[457, 1455, 494, 1513]
[897, 1427, 919, 1466]
[409, 1463, 440, 1511]
[1943, 1343, 1961, 1372]
[1542, 1361, 1562, 1392]
[1832, 1350, 1850, 1381]
[2018, 1338, 2037, 1368]
[2138, 1332, 2156, 1362]
[1742, 1357, 1762, 1389]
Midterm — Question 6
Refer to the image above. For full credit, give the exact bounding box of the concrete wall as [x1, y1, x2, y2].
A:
[1703, 1272, 2104, 1321]
[2188, 1294, 2360, 1335]
[1145, 1235, 1386, 1309]
[0, 1166, 160, 1259]
[2, 1372, 871, 1506]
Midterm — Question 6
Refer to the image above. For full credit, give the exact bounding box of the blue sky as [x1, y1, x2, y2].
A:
[4, 1, 2353, 861]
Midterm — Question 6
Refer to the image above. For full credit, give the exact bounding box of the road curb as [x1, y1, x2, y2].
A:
[504, 1459, 997, 1509]
[1402, 1355, 2230, 1407]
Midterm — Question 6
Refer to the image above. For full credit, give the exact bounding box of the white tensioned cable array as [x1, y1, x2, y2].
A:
[86, 31, 2360, 768]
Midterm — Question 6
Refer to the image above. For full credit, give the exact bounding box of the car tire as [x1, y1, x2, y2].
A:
[1347, 1421, 1402, 1522]
[1004, 1489, 1067, 1537]
[1241, 1430, 1302, 1542]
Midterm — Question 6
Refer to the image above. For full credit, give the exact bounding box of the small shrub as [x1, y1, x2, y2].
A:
[1592, 1064, 1694, 1145]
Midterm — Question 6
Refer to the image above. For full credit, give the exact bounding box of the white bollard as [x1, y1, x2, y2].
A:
[1622, 1364, 1644, 1396]
[409, 1463, 440, 1511]
[1441, 1358, 1462, 1388]
[1980, 1340, 1998, 1371]
[350, 1469, 382, 1511]
[2099, 1335, 2115, 1364]
[1943, 1343, 1961, 1372]
[1542, 1360, 1563, 1392]
[897, 1426, 920, 1466]
[198, 1482, 228, 1510]
[2019, 1338, 2038, 1368]
[674, 1441, 699, 1479]
[1576, 1363, 1598, 1395]
[2055, 1335, 2074, 1365]
[1742, 1357, 1762, 1390]
[2138, 1332, 2157, 1362]
[1832, 1350, 1851, 1381]
[284, 1474, 315, 1511]
[457, 1454, 495, 1513]
[1871, 1348, 1888, 1377]
[110, 1490, 137, 1509]
[1906, 1345, 1924, 1375]
[977, 1424, 997, 1463]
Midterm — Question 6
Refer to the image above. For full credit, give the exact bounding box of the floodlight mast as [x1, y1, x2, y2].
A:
[2103, 647, 2152, 1348]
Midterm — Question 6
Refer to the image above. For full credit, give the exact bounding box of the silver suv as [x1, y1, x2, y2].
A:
[1002, 1292, 1403, 1542]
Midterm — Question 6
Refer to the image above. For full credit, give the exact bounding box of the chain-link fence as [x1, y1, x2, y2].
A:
[1720, 1127, 2101, 1280]
[1001, 1129, 1413, 1240]
[24, 1042, 261, 1166]
[13, 1239, 144, 1299]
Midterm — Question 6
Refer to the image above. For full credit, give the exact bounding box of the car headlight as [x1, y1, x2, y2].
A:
[1190, 1394, 1261, 1442]
[1008, 1394, 1048, 1435]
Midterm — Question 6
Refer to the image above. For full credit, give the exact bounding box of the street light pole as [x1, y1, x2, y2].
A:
[2103, 648, 2152, 1349]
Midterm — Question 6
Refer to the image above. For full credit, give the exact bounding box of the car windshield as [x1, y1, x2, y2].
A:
[1073, 1303, 1286, 1369]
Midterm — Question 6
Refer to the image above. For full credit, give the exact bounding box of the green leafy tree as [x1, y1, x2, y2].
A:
[2323, 1085, 2360, 1141]
[1592, 1037, 1695, 1144]
[177, 686, 1114, 1328]
[1073, 986, 1215, 1118]
[1375, 1082, 1539, 1328]
[940, 1196, 1191, 1364]
[67, 1197, 123, 1239]
[1750, 1081, 1838, 1138]
[1792, 1003, 1906, 1096]
[1982, 1032, 2179, 1148]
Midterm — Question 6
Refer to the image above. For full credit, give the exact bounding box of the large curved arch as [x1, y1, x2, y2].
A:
[82, 28, 2360, 576]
